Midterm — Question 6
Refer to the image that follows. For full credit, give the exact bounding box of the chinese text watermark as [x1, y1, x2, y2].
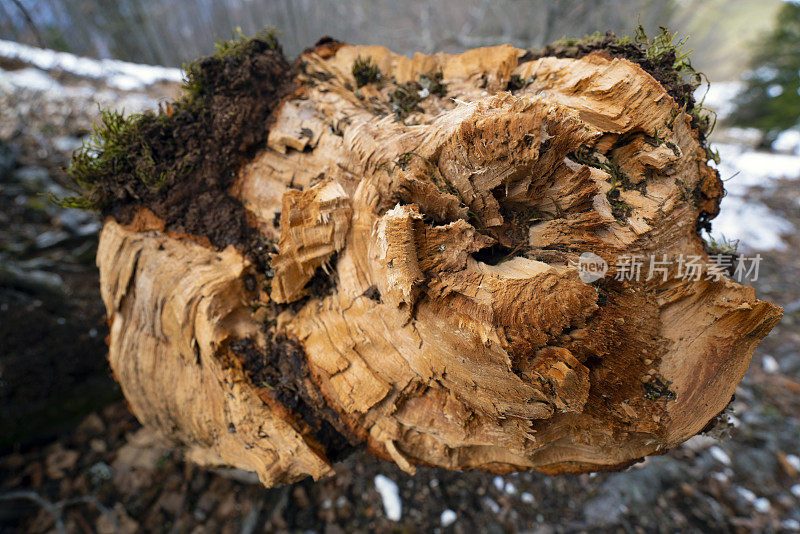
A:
[572, 253, 762, 283]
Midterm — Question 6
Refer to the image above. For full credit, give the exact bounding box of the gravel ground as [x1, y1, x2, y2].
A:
[1, 51, 799, 533]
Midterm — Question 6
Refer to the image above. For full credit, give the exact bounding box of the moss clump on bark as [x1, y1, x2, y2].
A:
[606, 188, 633, 222]
[58, 28, 291, 267]
[352, 56, 382, 87]
[507, 74, 532, 91]
[390, 83, 423, 119]
[389, 74, 447, 120]
[182, 27, 279, 104]
[418, 72, 447, 97]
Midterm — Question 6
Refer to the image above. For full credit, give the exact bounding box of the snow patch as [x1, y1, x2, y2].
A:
[705, 143, 800, 251]
[715, 144, 800, 193]
[483, 497, 500, 514]
[440, 509, 457, 527]
[786, 454, 800, 472]
[762, 354, 780, 373]
[782, 519, 800, 532]
[0, 65, 163, 118]
[696, 81, 743, 121]
[753, 497, 771, 513]
[737, 487, 757, 503]
[0, 38, 181, 90]
[374, 474, 402, 521]
[706, 197, 792, 252]
[709, 446, 731, 466]
[1, 67, 56, 91]
[683, 434, 716, 452]
[773, 129, 800, 155]
[493, 476, 504, 491]
[696, 82, 800, 251]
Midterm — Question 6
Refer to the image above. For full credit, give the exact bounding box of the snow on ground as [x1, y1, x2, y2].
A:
[696, 82, 800, 251]
[0, 66, 156, 111]
[440, 509, 457, 527]
[0, 74, 162, 140]
[773, 128, 800, 155]
[1, 40, 182, 141]
[374, 474, 402, 521]
[0, 39, 181, 90]
[1, 66, 62, 92]
[699, 81, 744, 121]
[704, 141, 800, 251]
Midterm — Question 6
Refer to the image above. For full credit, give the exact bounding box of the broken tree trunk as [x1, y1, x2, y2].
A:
[93, 36, 782, 486]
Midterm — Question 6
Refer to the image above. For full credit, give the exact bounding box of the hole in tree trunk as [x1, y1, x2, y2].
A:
[472, 243, 518, 265]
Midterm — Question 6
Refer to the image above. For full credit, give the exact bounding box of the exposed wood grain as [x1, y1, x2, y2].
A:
[97, 42, 782, 485]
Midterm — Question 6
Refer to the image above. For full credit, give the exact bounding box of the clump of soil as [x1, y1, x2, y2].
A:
[64, 31, 295, 269]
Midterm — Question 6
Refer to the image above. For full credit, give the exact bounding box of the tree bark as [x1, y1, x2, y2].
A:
[97, 40, 782, 486]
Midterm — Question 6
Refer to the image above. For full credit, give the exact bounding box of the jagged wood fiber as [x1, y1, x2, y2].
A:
[97, 40, 782, 486]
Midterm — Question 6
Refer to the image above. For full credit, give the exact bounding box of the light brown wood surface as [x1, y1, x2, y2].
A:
[97, 42, 782, 486]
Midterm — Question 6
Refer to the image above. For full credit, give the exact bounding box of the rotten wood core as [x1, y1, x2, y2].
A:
[97, 39, 782, 486]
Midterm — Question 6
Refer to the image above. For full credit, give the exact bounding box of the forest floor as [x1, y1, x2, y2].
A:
[2, 46, 800, 533]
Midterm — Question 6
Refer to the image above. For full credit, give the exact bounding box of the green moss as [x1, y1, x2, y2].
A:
[391, 73, 449, 119]
[634, 26, 691, 70]
[703, 235, 739, 255]
[691, 106, 717, 141]
[352, 56, 382, 87]
[396, 153, 414, 170]
[665, 141, 681, 157]
[570, 146, 643, 194]
[552, 31, 606, 48]
[705, 144, 721, 165]
[53, 28, 280, 211]
[606, 188, 633, 222]
[506, 74, 532, 91]
[568, 148, 636, 220]
[674, 178, 692, 202]
[55, 108, 188, 210]
[390, 84, 422, 120]
[643, 376, 677, 401]
[634, 26, 715, 139]
[49, 192, 103, 210]
[643, 127, 665, 147]
[214, 27, 278, 57]
[373, 73, 448, 120]
[183, 27, 279, 105]
[419, 72, 447, 97]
